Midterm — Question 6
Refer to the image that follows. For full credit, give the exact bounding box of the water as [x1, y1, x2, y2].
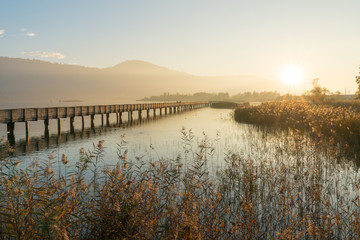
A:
[0, 108, 248, 169]
[1, 106, 359, 169]
[0, 106, 357, 165]
[0, 106, 358, 188]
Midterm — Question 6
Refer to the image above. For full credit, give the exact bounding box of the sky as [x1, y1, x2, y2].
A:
[1, 0, 360, 94]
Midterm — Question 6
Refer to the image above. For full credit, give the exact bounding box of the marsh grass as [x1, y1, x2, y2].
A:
[234, 101, 360, 163]
[0, 126, 360, 239]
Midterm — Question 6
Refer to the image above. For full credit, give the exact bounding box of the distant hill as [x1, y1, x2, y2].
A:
[0, 57, 280, 108]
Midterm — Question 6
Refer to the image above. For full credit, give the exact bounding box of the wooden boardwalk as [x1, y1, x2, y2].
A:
[9, 113, 179, 155]
[0, 101, 209, 143]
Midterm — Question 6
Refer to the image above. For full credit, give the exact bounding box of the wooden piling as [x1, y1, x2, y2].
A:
[128, 111, 133, 122]
[90, 115, 95, 129]
[70, 117, 75, 133]
[44, 119, 50, 139]
[6, 122, 15, 146]
[81, 116, 85, 130]
[106, 113, 110, 126]
[57, 118, 61, 135]
[7, 122, 15, 133]
[44, 119, 49, 130]
[25, 121, 29, 144]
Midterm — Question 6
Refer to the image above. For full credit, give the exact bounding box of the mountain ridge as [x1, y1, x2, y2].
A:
[0, 56, 280, 108]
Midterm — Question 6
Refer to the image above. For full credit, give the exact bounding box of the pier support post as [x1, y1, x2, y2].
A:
[70, 117, 75, 134]
[6, 122, 15, 146]
[153, 109, 156, 116]
[25, 121, 29, 144]
[90, 115, 95, 129]
[116, 112, 119, 124]
[57, 119, 61, 135]
[81, 116, 85, 130]
[44, 119, 49, 131]
[138, 110, 142, 119]
[106, 113, 110, 127]
[119, 112, 122, 124]
[7, 122, 15, 133]
[160, 108, 162, 116]
[25, 121, 29, 139]
[101, 114, 104, 127]
[147, 110, 150, 118]
[44, 119, 49, 139]
[165, 107, 167, 115]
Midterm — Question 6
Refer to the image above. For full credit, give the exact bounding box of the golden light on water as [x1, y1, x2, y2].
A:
[281, 66, 302, 85]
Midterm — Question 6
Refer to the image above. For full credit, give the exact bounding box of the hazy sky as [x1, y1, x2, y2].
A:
[1, 0, 360, 93]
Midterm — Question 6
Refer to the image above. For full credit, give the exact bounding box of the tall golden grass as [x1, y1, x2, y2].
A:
[234, 101, 360, 162]
[0, 126, 360, 239]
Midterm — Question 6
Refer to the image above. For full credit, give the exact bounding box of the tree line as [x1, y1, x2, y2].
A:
[140, 91, 281, 102]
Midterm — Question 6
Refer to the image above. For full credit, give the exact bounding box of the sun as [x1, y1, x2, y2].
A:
[281, 66, 302, 85]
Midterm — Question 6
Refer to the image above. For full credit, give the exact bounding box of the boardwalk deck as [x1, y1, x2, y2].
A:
[0, 102, 208, 124]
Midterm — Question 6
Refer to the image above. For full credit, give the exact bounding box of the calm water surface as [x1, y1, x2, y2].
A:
[0, 108, 252, 170]
[0, 107, 359, 179]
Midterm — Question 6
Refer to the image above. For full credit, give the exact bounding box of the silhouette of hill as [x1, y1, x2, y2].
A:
[0, 57, 279, 108]
[104, 60, 188, 76]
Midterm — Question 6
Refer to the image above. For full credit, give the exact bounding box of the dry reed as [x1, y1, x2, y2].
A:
[0, 125, 359, 239]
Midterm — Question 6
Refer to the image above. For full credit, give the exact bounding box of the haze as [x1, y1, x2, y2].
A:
[0, 57, 280, 108]
[1, 0, 360, 97]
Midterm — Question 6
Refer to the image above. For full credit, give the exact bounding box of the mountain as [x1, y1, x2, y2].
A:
[0, 57, 280, 108]
[103, 60, 188, 76]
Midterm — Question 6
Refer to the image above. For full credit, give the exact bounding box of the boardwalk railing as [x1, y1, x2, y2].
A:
[0, 101, 209, 142]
